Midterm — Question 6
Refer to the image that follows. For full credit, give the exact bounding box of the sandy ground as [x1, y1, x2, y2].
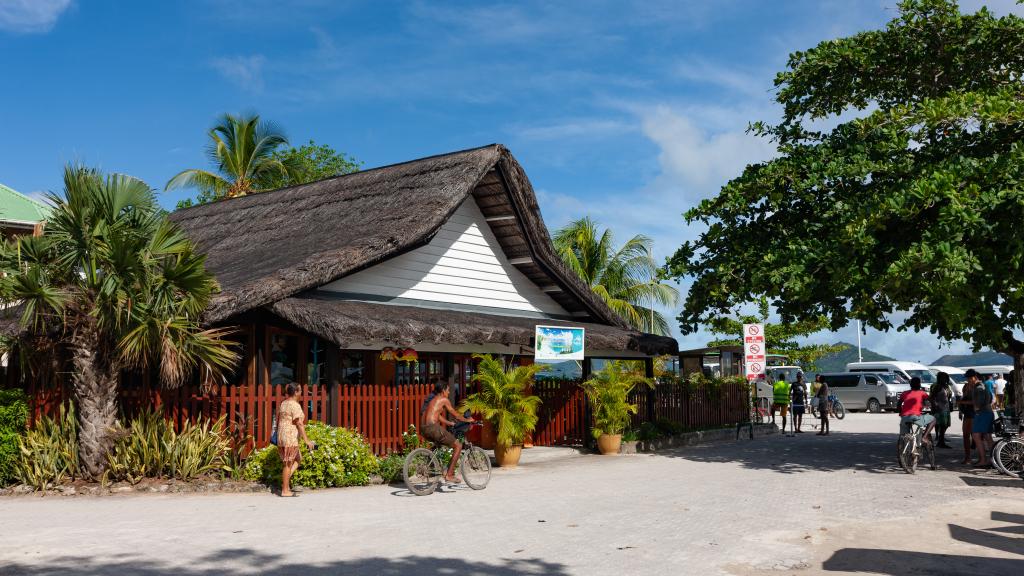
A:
[0, 413, 1021, 575]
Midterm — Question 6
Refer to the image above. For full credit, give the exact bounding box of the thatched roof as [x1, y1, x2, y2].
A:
[269, 293, 678, 356]
[170, 144, 627, 329]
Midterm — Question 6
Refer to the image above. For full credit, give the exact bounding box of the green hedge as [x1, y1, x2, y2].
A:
[243, 422, 378, 488]
[0, 389, 28, 486]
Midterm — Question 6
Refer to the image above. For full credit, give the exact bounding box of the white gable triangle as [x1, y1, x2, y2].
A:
[320, 198, 569, 317]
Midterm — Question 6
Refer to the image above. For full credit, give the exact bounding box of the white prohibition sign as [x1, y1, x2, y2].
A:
[749, 362, 762, 373]
[747, 325, 760, 335]
[749, 343, 761, 354]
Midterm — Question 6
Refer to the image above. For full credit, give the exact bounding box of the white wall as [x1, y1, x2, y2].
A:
[321, 198, 569, 316]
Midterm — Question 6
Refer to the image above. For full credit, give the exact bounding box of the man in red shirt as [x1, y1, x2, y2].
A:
[899, 377, 935, 441]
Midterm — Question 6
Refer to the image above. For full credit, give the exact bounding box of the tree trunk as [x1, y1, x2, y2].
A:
[1002, 333, 1024, 421]
[70, 329, 120, 480]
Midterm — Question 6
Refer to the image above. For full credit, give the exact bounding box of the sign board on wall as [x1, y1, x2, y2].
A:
[535, 325, 585, 361]
[743, 323, 766, 381]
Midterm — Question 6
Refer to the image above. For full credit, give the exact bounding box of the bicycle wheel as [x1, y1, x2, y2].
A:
[924, 437, 935, 471]
[833, 401, 846, 420]
[994, 439, 1024, 477]
[403, 448, 442, 496]
[897, 433, 918, 474]
[460, 446, 492, 490]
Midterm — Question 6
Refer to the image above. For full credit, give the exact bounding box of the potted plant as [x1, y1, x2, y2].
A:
[461, 354, 543, 467]
[581, 361, 654, 455]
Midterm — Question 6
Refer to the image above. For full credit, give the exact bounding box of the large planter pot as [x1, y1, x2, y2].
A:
[494, 444, 523, 467]
[597, 433, 622, 455]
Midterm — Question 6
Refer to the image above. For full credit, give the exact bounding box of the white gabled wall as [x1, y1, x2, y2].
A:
[320, 198, 569, 316]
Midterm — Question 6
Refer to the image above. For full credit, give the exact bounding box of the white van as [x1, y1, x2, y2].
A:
[959, 365, 1012, 377]
[928, 365, 966, 396]
[819, 371, 910, 412]
[846, 361, 935, 387]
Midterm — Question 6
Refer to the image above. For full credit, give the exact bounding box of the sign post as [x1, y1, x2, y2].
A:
[743, 323, 766, 381]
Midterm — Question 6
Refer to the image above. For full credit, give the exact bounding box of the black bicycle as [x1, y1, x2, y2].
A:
[897, 416, 935, 474]
[403, 421, 491, 496]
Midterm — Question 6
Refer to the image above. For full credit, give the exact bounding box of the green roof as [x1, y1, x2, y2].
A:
[0, 182, 50, 223]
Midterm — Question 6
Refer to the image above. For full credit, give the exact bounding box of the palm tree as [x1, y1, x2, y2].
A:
[165, 113, 295, 202]
[1, 166, 238, 478]
[553, 217, 679, 335]
[460, 354, 543, 450]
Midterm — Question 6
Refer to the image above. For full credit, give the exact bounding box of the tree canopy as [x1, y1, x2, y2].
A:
[169, 114, 360, 209]
[704, 300, 844, 370]
[554, 217, 679, 335]
[671, 0, 1024, 413]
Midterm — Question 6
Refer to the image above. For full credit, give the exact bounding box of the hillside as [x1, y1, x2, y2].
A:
[812, 342, 894, 373]
[930, 350, 1012, 367]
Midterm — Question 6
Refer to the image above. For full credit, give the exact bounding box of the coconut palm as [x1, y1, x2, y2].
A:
[165, 113, 295, 202]
[1, 166, 238, 478]
[460, 354, 543, 450]
[553, 217, 679, 335]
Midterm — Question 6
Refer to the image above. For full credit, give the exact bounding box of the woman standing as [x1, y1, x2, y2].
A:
[958, 371, 978, 465]
[814, 374, 830, 436]
[278, 382, 314, 497]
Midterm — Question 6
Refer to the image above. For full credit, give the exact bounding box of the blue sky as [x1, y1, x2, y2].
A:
[1, 0, 1020, 362]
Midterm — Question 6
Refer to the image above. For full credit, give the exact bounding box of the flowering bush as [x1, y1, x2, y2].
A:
[243, 422, 378, 488]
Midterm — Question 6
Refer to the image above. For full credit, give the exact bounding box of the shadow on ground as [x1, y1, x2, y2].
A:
[660, 431, 915, 474]
[0, 552, 569, 576]
[822, 510, 1024, 575]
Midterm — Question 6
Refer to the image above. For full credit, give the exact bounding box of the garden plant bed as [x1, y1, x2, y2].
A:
[0, 476, 270, 498]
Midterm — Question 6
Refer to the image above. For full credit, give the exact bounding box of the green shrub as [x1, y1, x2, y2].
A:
[638, 421, 659, 442]
[0, 430, 20, 486]
[0, 389, 28, 432]
[377, 453, 404, 484]
[104, 409, 231, 484]
[621, 428, 640, 442]
[18, 405, 79, 490]
[581, 361, 654, 439]
[243, 422, 378, 488]
[402, 424, 421, 453]
[0, 389, 29, 486]
[654, 417, 685, 437]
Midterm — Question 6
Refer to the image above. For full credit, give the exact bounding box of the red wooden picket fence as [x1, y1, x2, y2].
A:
[533, 379, 587, 446]
[22, 378, 747, 456]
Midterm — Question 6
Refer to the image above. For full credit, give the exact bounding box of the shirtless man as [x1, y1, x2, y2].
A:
[422, 378, 476, 483]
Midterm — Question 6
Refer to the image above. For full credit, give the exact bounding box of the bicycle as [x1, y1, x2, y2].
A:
[992, 415, 1023, 477]
[403, 421, 491, 496]
[811, 395, 845, 420]
[750, 395, 771, 424]
[897, 417, 935, 474]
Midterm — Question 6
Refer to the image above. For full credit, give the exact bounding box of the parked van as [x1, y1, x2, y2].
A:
[928, 365, 966, 396]
[846, 361, 935, 387]
[959, 365, 1012, 377]
[766, 366, 803, 384]
[818, 371, 910, 413]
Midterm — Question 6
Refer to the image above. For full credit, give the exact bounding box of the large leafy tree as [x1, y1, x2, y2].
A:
[1, 167, 238, 478]
[672, 0, 1024, 416]
[704, 299, 844, 370]
[167, 113, 296, 208]
[262, 140, 361, 190]
[554, 217, 679, 335]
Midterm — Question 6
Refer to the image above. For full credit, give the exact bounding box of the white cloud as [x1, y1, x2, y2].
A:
[513, 119, 635, 141]
[209, 54, 266, 92]
[0, 0, 72, 34]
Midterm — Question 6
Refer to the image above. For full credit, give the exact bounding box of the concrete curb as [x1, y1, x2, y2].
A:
[620, 423, 779, 454]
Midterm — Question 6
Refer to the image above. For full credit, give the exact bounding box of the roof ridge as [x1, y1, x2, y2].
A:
[170, 143, 502, 215]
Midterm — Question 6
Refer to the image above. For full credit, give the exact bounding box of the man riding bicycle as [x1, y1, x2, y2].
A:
[422, 378, 477, 483]
[899, 376, 935, 441]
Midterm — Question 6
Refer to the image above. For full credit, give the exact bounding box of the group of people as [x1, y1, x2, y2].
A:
[769, 372, 831, 435]
[897, 368, 1015, 468]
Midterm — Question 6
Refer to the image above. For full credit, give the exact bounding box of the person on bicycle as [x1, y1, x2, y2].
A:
[422, 378, 476, 483]
[899, 377, 935, 442]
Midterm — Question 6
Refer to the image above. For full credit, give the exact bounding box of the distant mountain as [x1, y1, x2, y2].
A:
[930, 350, 1012, 367]
[812, 342, 894, 374]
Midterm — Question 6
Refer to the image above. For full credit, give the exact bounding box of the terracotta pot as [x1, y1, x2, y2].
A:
[597, 433, 622, 455]
[494, 444, 523, 467]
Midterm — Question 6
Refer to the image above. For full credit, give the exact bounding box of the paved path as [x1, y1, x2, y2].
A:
[1, 414, 1021, 575]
